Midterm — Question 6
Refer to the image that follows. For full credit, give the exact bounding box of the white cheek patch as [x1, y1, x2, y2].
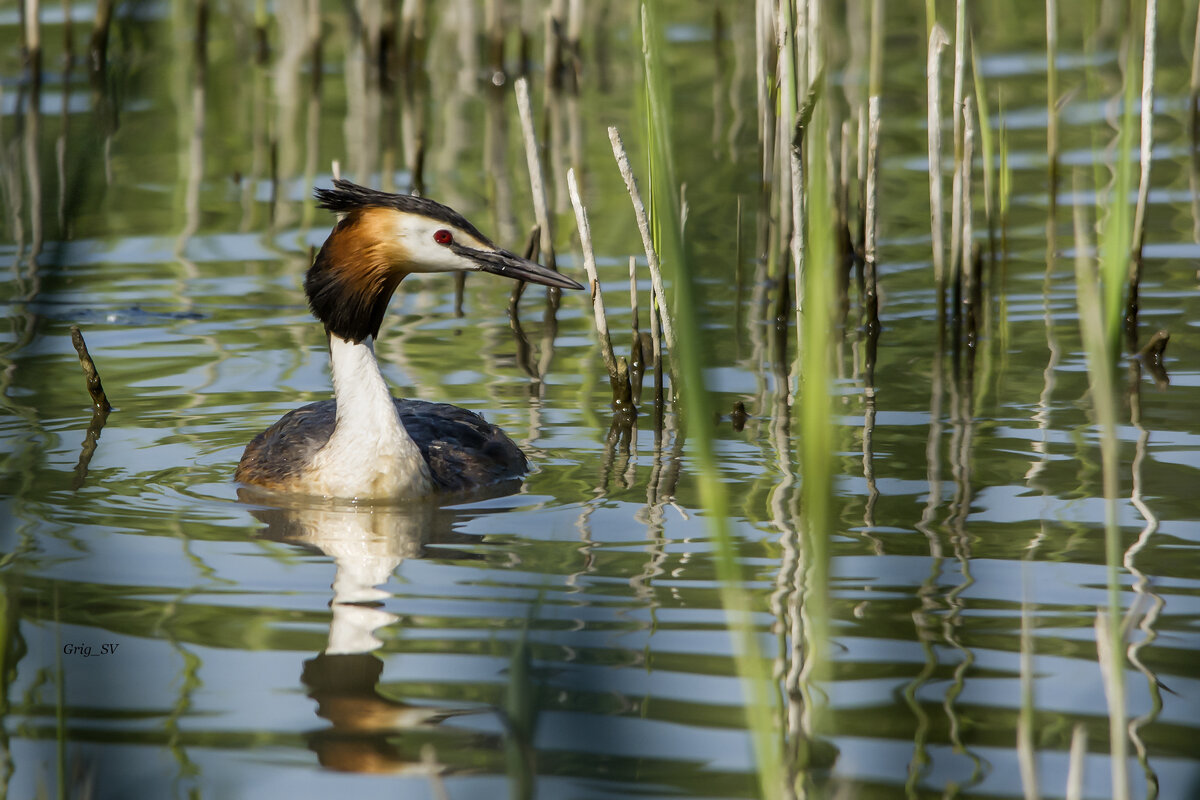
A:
[395, 220, 491, 274]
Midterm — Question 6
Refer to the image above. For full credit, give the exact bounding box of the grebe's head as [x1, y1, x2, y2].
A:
[306, 180, 583, 342]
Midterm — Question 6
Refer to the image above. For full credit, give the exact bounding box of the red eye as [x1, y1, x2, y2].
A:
[433, 229, 453, 245]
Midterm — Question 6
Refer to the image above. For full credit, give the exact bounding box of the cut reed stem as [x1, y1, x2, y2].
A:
[566, 168, 620, 386]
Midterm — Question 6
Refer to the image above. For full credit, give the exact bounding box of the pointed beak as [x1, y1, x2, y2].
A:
[452, 244, 584, 290]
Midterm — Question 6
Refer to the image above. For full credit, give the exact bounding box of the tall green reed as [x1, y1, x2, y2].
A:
[639, 2, 783, 796]
[1073, 17, 1141, 798]
[799, 73, 834, 725]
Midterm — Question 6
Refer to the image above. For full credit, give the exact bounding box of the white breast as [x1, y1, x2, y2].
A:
[300, 334, 434, 499]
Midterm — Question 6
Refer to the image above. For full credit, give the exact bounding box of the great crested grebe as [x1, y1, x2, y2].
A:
[236, 179, 584, 499]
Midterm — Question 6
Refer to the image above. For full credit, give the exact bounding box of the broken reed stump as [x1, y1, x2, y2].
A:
[1137, 329, 1170, 389]
[70, 325, 111, 490]
[70, 325, 111, 414]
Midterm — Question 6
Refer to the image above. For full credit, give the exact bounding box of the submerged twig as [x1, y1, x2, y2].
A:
[70, 325, 111, 413]
[1137, 329, 1170, 389]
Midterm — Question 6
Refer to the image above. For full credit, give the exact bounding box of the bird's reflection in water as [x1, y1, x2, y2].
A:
[242, 485, 521, 776]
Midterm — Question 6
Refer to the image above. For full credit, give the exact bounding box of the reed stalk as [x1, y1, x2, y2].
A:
[970, 37, 997, 258]
[1046, 0, 1059, 191]
[1074, 51, 1135, 781]
[629, 255, 640, 345]
[863, 96, 880, 324]
[798, 70, 835, 738]
[755, 0, 774, 190]
[790, 84, 819, 332]
[1017, 590, 1039, 800]
[23, 0, 40, 71]
[629, 254, 647, 399]
[1191, 3, 1200, 138]
[804, 0, 819, 95]
[868, 0, 884, 99]
[484, 0, 503, 71]
[90, 0, 114, 72]
[608, 126, 677, 355]
[648, 272, 664, 415]
[949, 0, 967, 287]
[961, 95, 976, 336]
[1065, 723, 1088, 800]
[998, 95, 1008, 266]
[566, 168, 621, 390]
[253, 0, 269, 64]
[778, 0, 799, 287]
[514, 77, 556, 272]
[1130, 0, 1158, 290]
[927, 24, 950, 310]
[544, 0, 565, 92]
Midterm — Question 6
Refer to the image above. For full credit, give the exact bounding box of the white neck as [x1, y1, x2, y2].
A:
[305, 334, 434, 499]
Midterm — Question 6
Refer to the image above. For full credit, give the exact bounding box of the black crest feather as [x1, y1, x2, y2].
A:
[313, 179, 492, 246]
